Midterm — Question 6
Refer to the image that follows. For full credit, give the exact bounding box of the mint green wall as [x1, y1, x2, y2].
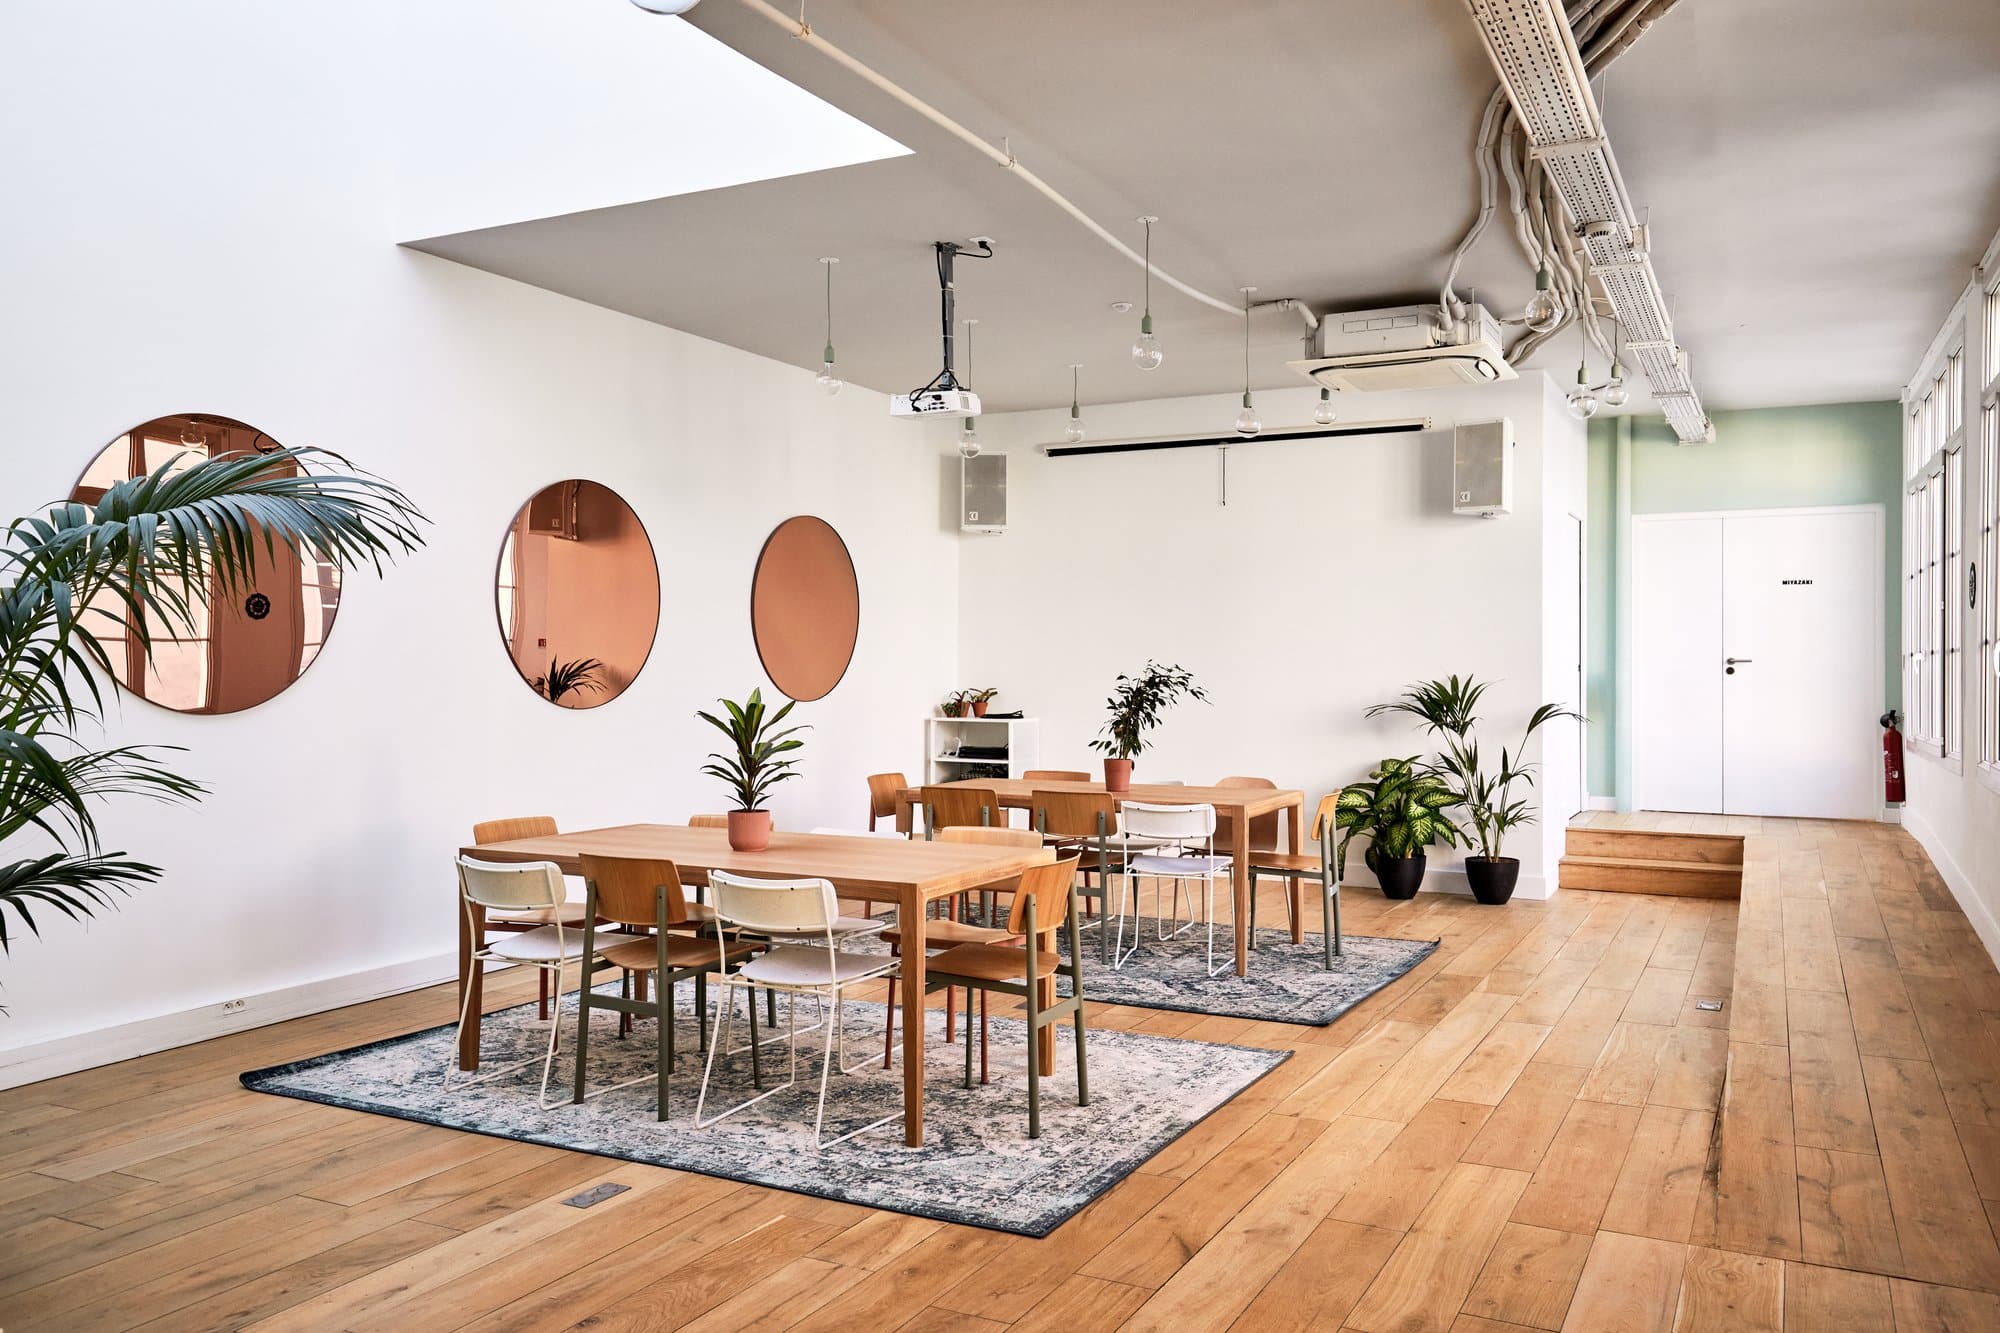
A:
[1586, 401, 1903, 799]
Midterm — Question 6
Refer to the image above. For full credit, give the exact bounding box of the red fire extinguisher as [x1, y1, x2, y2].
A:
[1881, 710, 1906, 805]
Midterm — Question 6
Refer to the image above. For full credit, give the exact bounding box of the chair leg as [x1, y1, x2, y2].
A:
[979, 990, 990, 1086]
[658, 975, 672, 1121]
[1072, 985, 1090, 1107]
[748, 984, 763, 1089]
[444, 957, 483, 1088]
[1026, 981, 1042, 1140]
[963, 987, 976, 1089]
[538, 967, 550, 1023]
[571, 967, 593, 1105]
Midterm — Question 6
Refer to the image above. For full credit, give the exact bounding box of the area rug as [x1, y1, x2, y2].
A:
[241, 987, 1287, 1238]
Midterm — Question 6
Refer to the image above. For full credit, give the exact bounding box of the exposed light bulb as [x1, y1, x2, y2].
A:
[814, 256, 842, 396]
[1132, 217, 1164, 369]
[1233, 287, 1259, 437]
[1313, 387, 1337, 426]
[1064, 362, 1086, 443]
[1064, 417, 1087, 444]
[1235, 393, 1262, 438]
[178, 422, 204, 446]
[815, 352, 843, 397]
[629, 0, 702, 13]
[1601, 358, 1629, 408]
[1524, 261, 1560, 333]
[1567, 390, 1600, 420]
[957, 418, 981, 459]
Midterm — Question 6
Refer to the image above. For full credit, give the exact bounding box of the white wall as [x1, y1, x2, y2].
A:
[959, 376, 1587, 901]
[0, 1, 957, 1082]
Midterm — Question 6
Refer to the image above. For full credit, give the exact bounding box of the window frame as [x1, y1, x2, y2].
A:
[1978, 261, 2000, 791]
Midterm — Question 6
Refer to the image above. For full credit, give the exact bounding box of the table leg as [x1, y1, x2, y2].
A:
[1231, 813, 1251, 977]
[1288, 797, 1306, 944]
[456, 900, 485, 1071]
[901, 887, 927, 1147]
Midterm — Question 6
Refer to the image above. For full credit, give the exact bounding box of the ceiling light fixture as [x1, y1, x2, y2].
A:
[957, 318, 981, 458]
[1601, 318, 1630, 408]
[1234, 287, 1261, 438]
[1130, 217, 1164, 370]
[815, 257, 843, 396]
[1524, 259, 1560, 333]
[1314, 386, 1337, 427]
[1064, 364, 1086, 444]
[629, 0, 702, 13]
[1566, 317, 1599, 420]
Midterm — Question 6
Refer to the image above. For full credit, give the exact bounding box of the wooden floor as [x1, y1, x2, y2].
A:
[4, 815, 1999, 1330]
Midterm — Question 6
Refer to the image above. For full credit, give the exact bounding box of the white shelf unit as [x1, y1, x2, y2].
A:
[924, 715, 1040, 785]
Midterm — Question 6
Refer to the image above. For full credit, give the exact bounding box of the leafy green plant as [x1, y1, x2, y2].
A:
[1332, 757, 1461, 876]
[696, 688, 806, 812]
[967, 687, 999, 705]
[0, 446, 425, 962]
[533, 656, 606, 705]
[1367, 676, 1581, 861]
[940, 690, 970, 718]
[1089, 661, 1208, 760]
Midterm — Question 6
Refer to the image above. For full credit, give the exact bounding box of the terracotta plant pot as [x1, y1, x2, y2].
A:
[727, 809, 772, 852]
[1103, 758, 1133, 793]
[971, 700, 990, 717]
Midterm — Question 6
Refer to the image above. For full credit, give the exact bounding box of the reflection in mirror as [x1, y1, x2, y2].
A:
[71, 415, 339, 714]
[751, 515, 859, 702]
[497, 480, 660, 709]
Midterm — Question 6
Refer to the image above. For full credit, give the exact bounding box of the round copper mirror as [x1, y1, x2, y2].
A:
[751, 515, 858, 702]
[70, 414, 338, 715]
[496, 480, 660, 708]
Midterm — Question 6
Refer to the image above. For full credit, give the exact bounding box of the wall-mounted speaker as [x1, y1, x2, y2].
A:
[961, 453, 1006, 533]
[1453, 418, 1513, 517]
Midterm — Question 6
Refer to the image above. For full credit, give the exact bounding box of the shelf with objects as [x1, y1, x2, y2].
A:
[923, 714, 1040, 785]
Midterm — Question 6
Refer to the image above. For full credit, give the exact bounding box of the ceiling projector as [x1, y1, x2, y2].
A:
[890, 388, 982, 417]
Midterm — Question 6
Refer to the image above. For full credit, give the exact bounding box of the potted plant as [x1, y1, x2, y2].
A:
[532, 655, 606, 706]
[1368, 676, 1581, 905]
[1089, 661, 1208, 793]
[696, 688, 806, 852]
[940, 689, 970, 718]
[967, 687, 999, 718]
[1332, 758, 1461, 898]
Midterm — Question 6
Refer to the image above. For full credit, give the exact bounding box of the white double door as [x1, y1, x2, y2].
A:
[1633, 506, 1883, 819]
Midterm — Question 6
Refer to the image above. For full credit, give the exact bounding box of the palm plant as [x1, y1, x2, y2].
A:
[533, 656, 606, 705]
[1331, 757, 1462, 877]
[1089, 661, 1209, 760]
[0, 446, 425, 961]
[696, 688, 806, 811]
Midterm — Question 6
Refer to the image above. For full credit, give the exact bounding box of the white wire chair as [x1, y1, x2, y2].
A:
[447, 855, 592, 1107]
[1112, 802, 1235, 977]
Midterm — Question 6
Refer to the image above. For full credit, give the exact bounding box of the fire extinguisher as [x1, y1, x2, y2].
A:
[1881, 710, 1906, 805]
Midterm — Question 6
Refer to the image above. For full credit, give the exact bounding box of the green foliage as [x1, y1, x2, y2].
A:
[0, 446, 426, 965]
[1332, 757, 1461, 877]
[533, 656, 607, 705]
[1369, 677, 1582, 861]
[697, 688, 806, 812]
[940, 689, 971, 717]
[1088, 661, 1208, 760]
[966, 687, 999, 704]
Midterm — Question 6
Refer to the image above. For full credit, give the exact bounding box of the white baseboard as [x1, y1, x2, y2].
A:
[1904, 809, 2000, 969]
[0, 951, 462, 1091]
[1410, 868, 1554, 902]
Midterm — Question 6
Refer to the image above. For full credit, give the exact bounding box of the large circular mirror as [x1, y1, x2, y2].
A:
[71, 414, 338, 714]
[751, 515, 858, 702]
[496, 480, 659, 708]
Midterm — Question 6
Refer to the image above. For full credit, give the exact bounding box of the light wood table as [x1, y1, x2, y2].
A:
[902, 779, 1307, 977]
[458, 823, 1046, 1147]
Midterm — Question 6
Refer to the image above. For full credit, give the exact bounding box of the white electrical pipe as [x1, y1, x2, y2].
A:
[730, 0, 1253, 319]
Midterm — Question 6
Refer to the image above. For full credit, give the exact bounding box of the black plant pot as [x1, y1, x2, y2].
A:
[1374, 852, 1428, 900]
[1465, 856, 1521, 905]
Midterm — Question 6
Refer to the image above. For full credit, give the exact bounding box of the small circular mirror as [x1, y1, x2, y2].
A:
[751, 515, 858, 702]
[71, 414, 338, 714]
[496, 480, 659, 708]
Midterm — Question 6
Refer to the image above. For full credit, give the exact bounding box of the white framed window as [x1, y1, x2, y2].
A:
[1980, 270, 2000, 775]
[1904, 340, 1965, 756]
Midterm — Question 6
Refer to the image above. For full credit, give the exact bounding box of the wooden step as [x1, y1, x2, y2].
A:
[1558, 854, 1742, 899]
[1565, 826, 1745, 865]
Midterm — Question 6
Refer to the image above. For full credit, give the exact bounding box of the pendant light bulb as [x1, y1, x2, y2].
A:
[815, 257, 843, 396]
[1131, 217, 1164, 370]
[1313, 386, 1337, 426]
[1524, 260, 1560, 333]
[1235, 392, 1262, 438]
[1566, 362, 1599, 420]
[1233, 286, 1260, 437]
[1602, 359, 1630, 409]
[1063, 363, 1086, 443]
[958, 416, 981, 459]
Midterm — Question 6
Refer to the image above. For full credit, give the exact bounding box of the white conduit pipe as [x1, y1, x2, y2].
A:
[731, 0, 1250, 319]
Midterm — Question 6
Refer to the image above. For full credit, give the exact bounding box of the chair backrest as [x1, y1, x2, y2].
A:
[687, 814, 729, 830]
[471, 815, 557, 845]
[865, 772, 908, 818]
[1310, 793, 1341, 845]
[922, 785, 996, 836]
[457, 855, 565, 912]
[1034, 789, 1119, 840]
[1006, 855, 1081, 941]
[1215, 776, 1281, 851]
[937, 825, 1046, 850]
[708, 870, 840, 936]
[1023, 769, 1091, 782]
[1119, 800, 1216, 846]
[578, 854, 691, 928]
[809, 826, 907, 839]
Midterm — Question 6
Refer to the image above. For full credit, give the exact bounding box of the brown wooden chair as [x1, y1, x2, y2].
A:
[570, 854, 760, 1120]
[470, 816, 591, 1020]
[921, 785, 999, 838]
[880, 826, 1050, 1076]
[925, 855, 1090, 1138]
[866, 772, 914, 836]
[686, 813, 729, 829]
[1023, 769, 1091, 782]
[1032, 789, 1124, 964]
[1243, 793, 1345, 968]
[1214, 776, 1282, 853]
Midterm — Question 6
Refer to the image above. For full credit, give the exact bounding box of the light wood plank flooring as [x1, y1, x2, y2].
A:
[3, 815, 1998, 1330]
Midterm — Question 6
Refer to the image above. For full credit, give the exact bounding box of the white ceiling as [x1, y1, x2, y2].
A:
[407, 0, 2000, 416]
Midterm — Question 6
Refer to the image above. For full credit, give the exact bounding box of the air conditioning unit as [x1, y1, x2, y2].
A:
[961, 453, 1006, 533]
[1289, 303, 1515, 393]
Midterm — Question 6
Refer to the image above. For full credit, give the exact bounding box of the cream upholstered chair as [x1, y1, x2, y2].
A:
[924, 855, 1090, 1138]
[1115, 801, 1235, 977]
[865, 772, 914, 836]
[448, 855, 594, 1106]
[470, 816, 590, 1020]
[696, 871, 901, 1150]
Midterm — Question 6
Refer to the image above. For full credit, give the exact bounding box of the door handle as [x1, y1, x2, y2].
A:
[1726, 657, 1752, 665]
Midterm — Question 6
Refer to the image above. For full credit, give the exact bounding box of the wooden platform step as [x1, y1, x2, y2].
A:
[1558, 854, 1742, 898]
[1564, 826, 1745, 865]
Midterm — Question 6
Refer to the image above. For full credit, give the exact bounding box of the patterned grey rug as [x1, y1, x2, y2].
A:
[240, 987, 1287, 1237]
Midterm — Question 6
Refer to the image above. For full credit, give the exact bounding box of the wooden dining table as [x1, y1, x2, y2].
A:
[457, 823, 1047, 1147]
[900, 778, 1308, 977]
